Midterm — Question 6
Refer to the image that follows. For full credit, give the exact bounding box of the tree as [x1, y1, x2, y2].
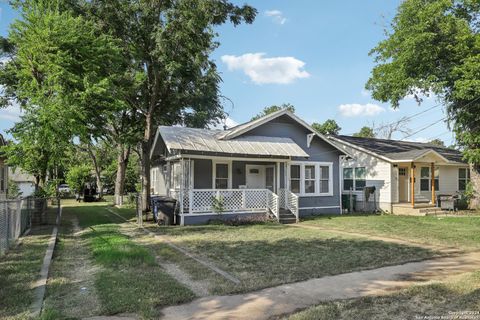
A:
[251, 103, 295, 121]
[66, 164, 92, 195]
[428, 138, 446, 148]
[311, 119, 341, 135]
[69, 0, 257, 211]
[0, 1, 128, 191]
[353, 126, 376, 138]
[374, 116, 411, 139]
[366, 0, 480, 207]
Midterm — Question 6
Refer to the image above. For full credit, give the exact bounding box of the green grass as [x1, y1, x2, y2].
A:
[43, 202, 195, 319]
[0, 225, 53, 320]
[150, 223, 438, 294]
[301, 214, 480, 250]
[286, 270, 480, 320]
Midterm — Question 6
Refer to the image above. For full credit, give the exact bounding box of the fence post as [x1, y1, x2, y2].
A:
[136, 193, 143, 226]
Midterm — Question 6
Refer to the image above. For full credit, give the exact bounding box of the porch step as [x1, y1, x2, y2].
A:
[278, 209, 297, 224]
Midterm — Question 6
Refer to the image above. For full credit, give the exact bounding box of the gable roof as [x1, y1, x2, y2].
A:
[154, 126, 309, 158]
[217, 109, 345, 152]
[330, 135, 465, 164]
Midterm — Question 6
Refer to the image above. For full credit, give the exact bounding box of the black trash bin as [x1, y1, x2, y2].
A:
[151, 196, 177, 225]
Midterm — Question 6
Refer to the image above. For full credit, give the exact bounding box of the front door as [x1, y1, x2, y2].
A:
[398, 167, 409, 202]
[246, 165, 266, 189]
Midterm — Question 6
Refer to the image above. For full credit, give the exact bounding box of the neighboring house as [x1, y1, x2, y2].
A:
[0, 133, 7, 199]
[330, 135, 470, 214]
[8, 168, 36, 197]
[150, 109, 347, 225]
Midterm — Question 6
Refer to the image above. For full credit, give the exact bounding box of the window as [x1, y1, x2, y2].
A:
[343, 167, 366, 191]
[458, 168, 470, 191]
[304, 165, 315, 194]
[354, 168, 366, 191]
[215, 163, 229, 189]
[420, 167, 439, 191]
[290, 165, 301, 193]
[320, 166, 330, 193]
[290, 162, 332, 196]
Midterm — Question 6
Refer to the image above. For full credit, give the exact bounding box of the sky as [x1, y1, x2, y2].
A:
[0, 0, 454, 145]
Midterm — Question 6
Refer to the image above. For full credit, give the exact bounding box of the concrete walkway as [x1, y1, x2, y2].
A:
[159, 251, 480, 320]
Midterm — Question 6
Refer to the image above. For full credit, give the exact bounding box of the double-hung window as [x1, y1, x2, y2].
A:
[214, 163, 229, 189]
[343, 167, 366, 191]
[458, 168, 470, 191]
[289, 162, 332, 196]
[290, 165, 301, 193]
[420, 167, 439, 191]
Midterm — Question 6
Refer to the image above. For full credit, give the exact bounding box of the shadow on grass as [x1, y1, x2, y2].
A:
[0, 225, 53, 318]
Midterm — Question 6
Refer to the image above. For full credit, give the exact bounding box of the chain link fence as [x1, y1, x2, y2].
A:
[0, 196, 57, 256]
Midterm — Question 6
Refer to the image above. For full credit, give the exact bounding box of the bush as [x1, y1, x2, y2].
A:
[7, 180, 22, 199]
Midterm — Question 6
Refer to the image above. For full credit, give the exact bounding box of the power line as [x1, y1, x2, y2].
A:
[401, 95, 480, 140]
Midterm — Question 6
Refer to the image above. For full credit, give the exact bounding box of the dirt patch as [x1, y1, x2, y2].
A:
[119, 222, 211, 297]
[44, 217, 102, 318]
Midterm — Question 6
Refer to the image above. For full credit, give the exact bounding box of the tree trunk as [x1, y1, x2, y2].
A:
[87, 144, 103, 200]
[469, 163, 480, 209]
[140, 112, 153, 212]
[114, 144, 130, 206]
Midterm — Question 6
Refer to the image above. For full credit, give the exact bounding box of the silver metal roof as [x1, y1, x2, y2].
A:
[158, 126, 309, 158]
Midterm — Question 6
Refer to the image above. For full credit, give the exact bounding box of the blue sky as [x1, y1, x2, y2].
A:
[0, 1, 454, 145]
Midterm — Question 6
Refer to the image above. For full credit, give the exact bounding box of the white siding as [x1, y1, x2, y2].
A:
[339, 146, 392, 211]
[416, 165, 468, 199]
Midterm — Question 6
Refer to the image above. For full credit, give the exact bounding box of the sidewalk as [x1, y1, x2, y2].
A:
[159, 251, 480, 320]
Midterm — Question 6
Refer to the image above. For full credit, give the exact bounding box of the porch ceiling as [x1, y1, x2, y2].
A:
[158, 126, 309, 158]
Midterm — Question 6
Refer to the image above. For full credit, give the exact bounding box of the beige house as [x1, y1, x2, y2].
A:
[330, 135, 470, 214]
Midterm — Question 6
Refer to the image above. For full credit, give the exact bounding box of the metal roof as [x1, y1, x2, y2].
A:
[158, 126, 309, 158]
[331, 135, 465, 164]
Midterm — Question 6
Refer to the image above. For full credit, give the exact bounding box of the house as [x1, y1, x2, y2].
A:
[150, 109, 347, 225]
[8, 168, 36, 197]
[330, 135, 470, 214]
[0, 133, 7, 199]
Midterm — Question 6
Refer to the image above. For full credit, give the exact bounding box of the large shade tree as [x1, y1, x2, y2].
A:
[0, 0, 129, 191]
[67, 0, 257, 210]
[366, 0, 480, 207]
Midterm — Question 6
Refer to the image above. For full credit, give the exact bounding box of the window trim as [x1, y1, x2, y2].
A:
[458, 167, 470, 191]
[343, 167, 366, 191]
[212, 160, 232, 189]
[289, 161, 333, 197]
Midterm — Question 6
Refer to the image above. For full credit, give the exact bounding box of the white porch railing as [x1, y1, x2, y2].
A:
[170, 188, 279, 218]
[279, 188, 299, 222]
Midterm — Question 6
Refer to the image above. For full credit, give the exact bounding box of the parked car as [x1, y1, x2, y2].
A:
[58, 184, 70, 193]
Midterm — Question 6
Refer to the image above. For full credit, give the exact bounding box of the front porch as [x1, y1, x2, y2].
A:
[157, 157, 300, 225]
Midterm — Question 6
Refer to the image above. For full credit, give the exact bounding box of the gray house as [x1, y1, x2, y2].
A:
[150, 109, 346, 225]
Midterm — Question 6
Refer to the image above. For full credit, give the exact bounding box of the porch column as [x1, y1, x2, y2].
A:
[410, 163, 415, 207]
[431, 162, 435, 205]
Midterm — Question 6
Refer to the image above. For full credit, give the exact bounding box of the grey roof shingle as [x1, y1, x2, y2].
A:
[332, 135, 465, 163]
[158, 126, 309, 158]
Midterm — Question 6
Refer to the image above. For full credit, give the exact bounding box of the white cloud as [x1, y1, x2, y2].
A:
[265, 10, 287, 25]
[338, 103, 385, 117]
[0, 105, 23, 122]
[221, 53, 310, 85]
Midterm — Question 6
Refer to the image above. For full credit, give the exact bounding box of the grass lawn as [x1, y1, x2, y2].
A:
[286, 270, 480, 320]
[43, 201, 195, 319]
[0, 225, 53, 320]
[301, 214, 480, 250]
[151, 223, 439, 294]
